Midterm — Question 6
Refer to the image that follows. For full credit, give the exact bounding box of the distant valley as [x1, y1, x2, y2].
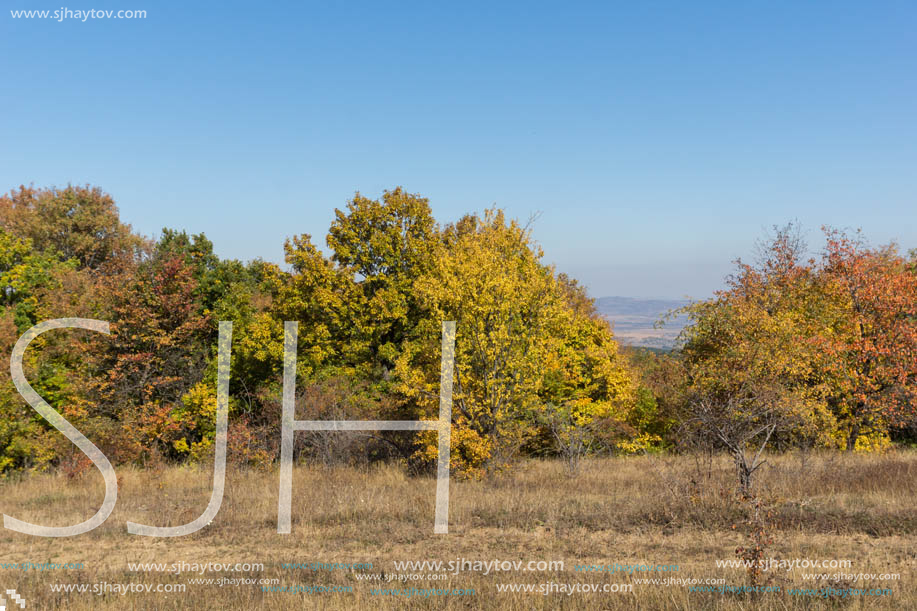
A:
[594, 296, 692, 349]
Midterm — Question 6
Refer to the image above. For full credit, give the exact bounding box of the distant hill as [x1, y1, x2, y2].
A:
[593, 296, 691, 349]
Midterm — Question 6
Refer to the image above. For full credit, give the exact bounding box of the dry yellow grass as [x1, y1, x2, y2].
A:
[0, 451, 914, 609]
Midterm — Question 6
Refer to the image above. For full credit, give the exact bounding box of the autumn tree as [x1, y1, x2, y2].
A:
[155, 228, 260, 317]
[396, 208, 633, 476]
[228, 189, 446, 464]
[813, 229, 917, 450]
[620, 346, 683, 450]
[0, 185, 146, 271]
[679, 225, 840, 490]
[85, 246, 214, 463]
[536, 275, 636, 472]
[326, 187, 439, 376]
[0, 229, 80, 331]
[0, 185, 148, 472]
[680, 224, 917, 467]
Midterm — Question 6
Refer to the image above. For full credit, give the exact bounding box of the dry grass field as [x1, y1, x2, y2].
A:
[0, 451, 914, 609]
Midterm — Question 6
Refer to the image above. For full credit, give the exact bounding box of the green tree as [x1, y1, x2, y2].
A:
[326, 187, 439, 376]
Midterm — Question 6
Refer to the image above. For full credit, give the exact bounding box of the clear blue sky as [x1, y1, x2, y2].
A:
[2, 1, 915, 299]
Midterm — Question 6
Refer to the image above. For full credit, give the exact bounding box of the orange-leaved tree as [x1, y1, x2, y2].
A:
[814, 228, 917, 451]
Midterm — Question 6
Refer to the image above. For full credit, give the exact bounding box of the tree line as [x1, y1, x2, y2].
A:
[0, 185, 914, 478]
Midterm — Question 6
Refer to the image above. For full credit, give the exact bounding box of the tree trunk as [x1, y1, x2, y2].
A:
[845, 424, 859, 452]
[734, 452, 752, 497]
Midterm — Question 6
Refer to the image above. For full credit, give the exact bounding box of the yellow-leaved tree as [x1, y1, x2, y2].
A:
[396, 209, 634, 477]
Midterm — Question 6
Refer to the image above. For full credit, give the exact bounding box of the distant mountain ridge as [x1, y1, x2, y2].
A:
[593, 296, 691, 349]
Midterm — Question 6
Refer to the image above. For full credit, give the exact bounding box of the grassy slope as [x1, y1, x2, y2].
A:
[1, 452, 914, 609]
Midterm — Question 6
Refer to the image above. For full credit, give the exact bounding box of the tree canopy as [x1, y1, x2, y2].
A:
[0, 186, 913, 477]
